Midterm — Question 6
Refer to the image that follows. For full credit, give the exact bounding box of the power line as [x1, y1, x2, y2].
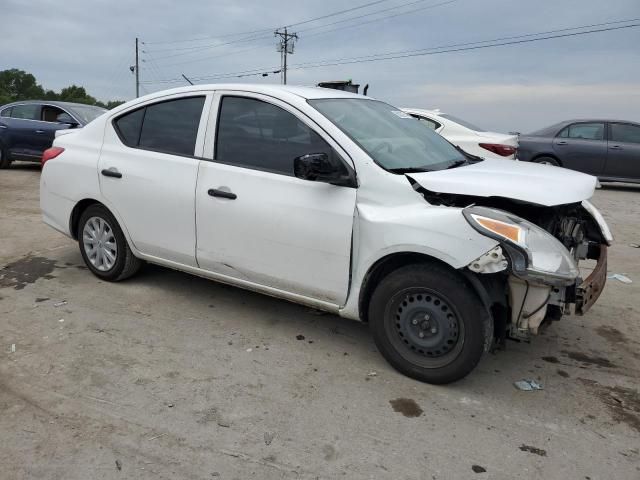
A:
[142, 19, 638, 85]
[141, 0, 393, 48]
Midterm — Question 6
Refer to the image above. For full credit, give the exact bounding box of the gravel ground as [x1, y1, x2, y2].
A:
[1, 163, 639, 479]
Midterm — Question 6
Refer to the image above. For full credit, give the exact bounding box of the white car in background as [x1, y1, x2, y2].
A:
[402, 108, 518, 159]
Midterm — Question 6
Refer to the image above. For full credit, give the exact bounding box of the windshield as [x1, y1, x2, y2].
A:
[439, 113, 486, 132]
[309, 98, 466, 172]
[68, 104, 107, 124]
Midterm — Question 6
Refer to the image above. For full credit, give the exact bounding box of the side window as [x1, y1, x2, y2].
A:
[416, 116, 441, 130]
[41, 106, 66, 123]
[558, 127, 569, 138]
[10, 104, 41, 120]
[567, 123, 604, 141]
[113, 96, 205, 156]
[610, 123, 640, 144]
[114, 108, 145, 147]
[215, 96, 335, 176]
[0, 107, 12, 117]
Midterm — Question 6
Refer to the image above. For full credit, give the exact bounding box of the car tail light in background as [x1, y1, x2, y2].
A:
[41, 147, 65, 166]
[479, 143, 517, 157]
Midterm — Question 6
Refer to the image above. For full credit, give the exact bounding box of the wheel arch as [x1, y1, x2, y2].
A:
[358, 252, 465, 323]
[532, 152, 562, 166]
[69, 198, 108, 240]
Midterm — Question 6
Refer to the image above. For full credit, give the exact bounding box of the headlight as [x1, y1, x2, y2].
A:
[463, 206, 579, 285]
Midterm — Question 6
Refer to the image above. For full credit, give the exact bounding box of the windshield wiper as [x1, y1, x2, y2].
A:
[446, 159, 469, 169]
[388, 167, 433, 174]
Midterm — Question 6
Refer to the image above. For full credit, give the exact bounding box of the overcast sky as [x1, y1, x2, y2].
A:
[3, 0, 639, 132]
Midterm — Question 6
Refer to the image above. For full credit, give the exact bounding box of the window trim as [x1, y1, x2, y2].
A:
[608, 122, 640, 145]
[111, 94, 207, 159]
[3, 103, 80, 124]
[556, 121, 606, 141]
[211, 93, 357, 184]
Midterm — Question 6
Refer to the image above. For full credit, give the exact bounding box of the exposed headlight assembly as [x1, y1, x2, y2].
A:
[463, 206, 579, 285]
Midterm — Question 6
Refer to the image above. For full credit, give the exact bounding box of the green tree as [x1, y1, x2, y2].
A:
[0, 69, 45, 103]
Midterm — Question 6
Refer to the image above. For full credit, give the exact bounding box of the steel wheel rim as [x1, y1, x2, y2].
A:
[384, 288, 465, 369]
[82, 216, 117, 272]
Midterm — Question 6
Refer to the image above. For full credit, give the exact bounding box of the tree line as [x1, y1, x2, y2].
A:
[0, 69, 125, 109]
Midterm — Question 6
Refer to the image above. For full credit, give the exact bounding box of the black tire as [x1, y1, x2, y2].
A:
[533, 156, 559, 167]
[0, 145, 11, 169]
[78, 204, 142, 281]
[368, 263, 488, 384]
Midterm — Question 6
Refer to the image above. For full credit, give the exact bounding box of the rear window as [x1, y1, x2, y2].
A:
[113, 96, 205, 156]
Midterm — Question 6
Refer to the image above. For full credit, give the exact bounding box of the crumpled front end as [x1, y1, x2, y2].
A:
[463, 201, 611, 340]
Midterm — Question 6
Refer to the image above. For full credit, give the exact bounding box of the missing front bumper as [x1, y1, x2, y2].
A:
[575, 244, 607, 315]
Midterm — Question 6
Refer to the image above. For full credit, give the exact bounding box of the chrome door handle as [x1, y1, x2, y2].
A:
[610, 145, 623, 150]
[0, 125, 7, 129]
[556, 141, 568, 145]
[35, 129, 46, 134]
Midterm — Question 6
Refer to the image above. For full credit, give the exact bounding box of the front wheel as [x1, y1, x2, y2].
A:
[368, 263, 488, 384]
[78, 204, 142, 281]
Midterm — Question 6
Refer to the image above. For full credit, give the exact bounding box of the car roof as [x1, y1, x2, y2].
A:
[132, 83, 369, 101]
[0, 99, 105, 109]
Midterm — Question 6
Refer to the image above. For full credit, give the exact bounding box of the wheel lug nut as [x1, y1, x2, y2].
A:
[424, 314, 430, 321]
[418, 332, 425, 338]
[412, 319, 418, 325]
[431, 328, 437, 334]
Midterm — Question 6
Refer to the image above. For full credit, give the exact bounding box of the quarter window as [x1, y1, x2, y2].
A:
[413, 115, 441, 130]
[113, 96, 205, 156]
[610, 123, 640, 144]
[10, 104, 40, 120]
[560, 123, 605, 141]
[215, 96, 335, 176]
[0, 107, 12, 117]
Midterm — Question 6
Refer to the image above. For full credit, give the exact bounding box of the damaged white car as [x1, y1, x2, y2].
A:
[40, 85, 612, 384]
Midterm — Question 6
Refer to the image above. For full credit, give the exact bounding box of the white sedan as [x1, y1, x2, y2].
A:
[40, 84, 610, 384]
[402, 108, 518, 159]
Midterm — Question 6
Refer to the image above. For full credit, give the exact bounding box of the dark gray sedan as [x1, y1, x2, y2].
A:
[518, 119, 640, 183]
[0, 100, 106, 168]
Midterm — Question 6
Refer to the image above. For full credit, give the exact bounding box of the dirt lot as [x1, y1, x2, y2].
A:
[1, 163, 639, 479]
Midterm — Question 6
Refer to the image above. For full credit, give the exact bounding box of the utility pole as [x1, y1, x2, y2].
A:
[135, 37, 140, 98]
[274, 27, 297, 85]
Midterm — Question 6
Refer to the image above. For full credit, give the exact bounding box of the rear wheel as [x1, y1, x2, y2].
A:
[368, 263, 488, 384]
[0, 146, 11, 169]
[534, 156, 559, 166]
[78, 204, 142, 281]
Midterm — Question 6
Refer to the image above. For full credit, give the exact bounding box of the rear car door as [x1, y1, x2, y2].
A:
[604, 122, 640, 180]
[552, 122, 607, 175]
[195, 93, 357, 304]
[99, 93, 210, 266]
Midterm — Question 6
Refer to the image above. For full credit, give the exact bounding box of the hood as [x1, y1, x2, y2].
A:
[407, 158, 596, 206]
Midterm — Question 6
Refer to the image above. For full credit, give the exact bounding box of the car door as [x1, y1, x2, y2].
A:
[552, 122, 607, 175]
[5, 104, 43, 158]
[195, 93, 357, 305]
[99, 93, 210, 266]
[604, 122, 640, 180]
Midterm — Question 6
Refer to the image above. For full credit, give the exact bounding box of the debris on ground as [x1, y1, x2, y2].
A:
[296, 334, 305, 341]
[607, 273, 632, 284]
[519, 444, 547, 456]
[629, 243, 640, 248]
[264, 431, 276, 445]
[514, 379, 544, 391]
[246, 348, 252, 352]
[115, 459, 122, 471]
[10, 344, 16, 353]
[472, 465, 487, 473]
[53, 300, 67, 307]
[216, 416, 231, 428]
[58, 318, 64, 323]
[367, 371, 377, 377]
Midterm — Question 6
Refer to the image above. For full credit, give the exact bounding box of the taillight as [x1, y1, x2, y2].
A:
[42, 147, 65, 166]
[479, 143, 516, 157]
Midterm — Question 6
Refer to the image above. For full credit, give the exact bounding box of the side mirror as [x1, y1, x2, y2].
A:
[56, 113, 79, 128]
[293, 153, 355, 187]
